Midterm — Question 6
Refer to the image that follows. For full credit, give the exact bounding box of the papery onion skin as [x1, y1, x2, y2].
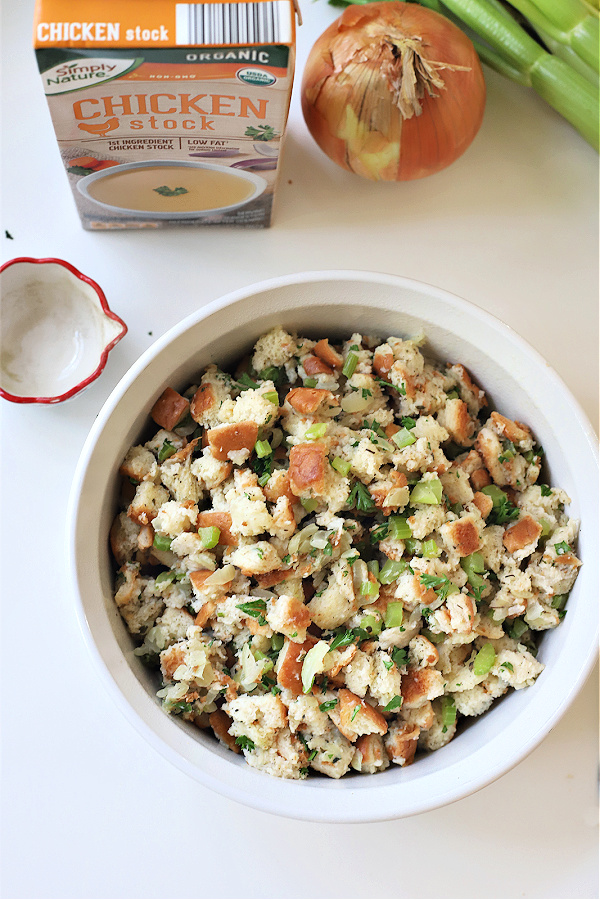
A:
[301, 1, 486, 181]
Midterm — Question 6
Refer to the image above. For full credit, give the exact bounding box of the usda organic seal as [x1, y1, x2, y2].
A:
[237, 67, 276, 86]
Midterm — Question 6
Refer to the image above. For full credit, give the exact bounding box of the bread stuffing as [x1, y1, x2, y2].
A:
[110, 328, 581, 779]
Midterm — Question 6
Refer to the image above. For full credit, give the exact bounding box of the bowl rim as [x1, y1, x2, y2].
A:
[0, 256, 127, 405]
[76, 159, 267, 218]
[68, 268, 599, 822]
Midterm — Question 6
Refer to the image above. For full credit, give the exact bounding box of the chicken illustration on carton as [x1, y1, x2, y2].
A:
[33, 0, 297, 229]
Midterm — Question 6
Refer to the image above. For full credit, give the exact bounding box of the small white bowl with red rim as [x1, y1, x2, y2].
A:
[0, 257, 127, 404]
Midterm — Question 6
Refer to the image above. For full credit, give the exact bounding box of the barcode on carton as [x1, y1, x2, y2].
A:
[175, 1, 292, 45]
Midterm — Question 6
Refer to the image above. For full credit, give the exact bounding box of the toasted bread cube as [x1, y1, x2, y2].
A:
[150, 387, 189, 431]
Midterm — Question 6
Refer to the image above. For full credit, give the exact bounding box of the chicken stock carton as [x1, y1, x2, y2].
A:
[33, 0, 297, 229]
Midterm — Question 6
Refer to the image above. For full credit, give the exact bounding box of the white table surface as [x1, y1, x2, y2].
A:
[1, 2, 598, 898]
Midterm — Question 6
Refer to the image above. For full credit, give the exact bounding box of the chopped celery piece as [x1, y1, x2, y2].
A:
[260, 366, 282, 383]
[367, 560, 380, 579]
[540, 518, 552, 537]
[421, 628, 444, 645]
[301, 497, 319, 513]
[379, 560, 407, 584]
[509, 618, 529, 640]
[304, 423, 327, 440]
[388, 515, 412, 540]
[392, 427, 417, 449]
[473, 642, 496, 677]
[304, 377, 318, 388]
[254, 439, 272, 458]
[332, 456, 352, 477]
[342, 351, 358, 378]
[301, 640, 330, 693]
[383, 602, 404, 628]
[198, 526, 220, 549]
[404, 538, 419, 555]
[360, 580, 379, 599]
[263, 391, 279, 405]
[551, 593, 569, 610]
[422, 539, 441, 558]
[410, 477, 443, 505]
[258, 472, 270, 487]
[481, 484, 508, 505]
[359, 614, 382, 636]
[158, 439, 177, 462]
[461, 551, 487, 592]
[440, 695, 457, 729]
[155, 570, 176, 585]
[153, 534, 172, 551]
[271, 634, 285, 652]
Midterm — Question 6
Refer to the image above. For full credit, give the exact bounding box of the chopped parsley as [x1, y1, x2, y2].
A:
[347, 480, 376, 513]
[420, 573, 457, 601]
[236, 599, 267, 619]
[540, 484, 552, 496]
[370, 521, 390, 544]
[153, 185, 188, 196]
[391, 647, 408, 668]
[384, 696, 403, 712]
[350, 705, 361, 722]
[400, 416, 417, 430]
[329, 629, 355, 651]
[554, 541, 571, 555]
[319, 699, 338, 712]
[235, 735, 255, 751]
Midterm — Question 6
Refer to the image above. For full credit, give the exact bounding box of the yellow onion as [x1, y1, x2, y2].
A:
[301, 1, 486, 181]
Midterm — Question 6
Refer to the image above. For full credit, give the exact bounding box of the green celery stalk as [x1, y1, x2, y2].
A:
[439, 0, 599, 149]
[530, 22, 599, 83]
[505, 0, 600, 74]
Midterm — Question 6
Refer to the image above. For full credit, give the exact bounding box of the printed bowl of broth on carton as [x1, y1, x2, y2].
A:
[33, 0, 297, 229]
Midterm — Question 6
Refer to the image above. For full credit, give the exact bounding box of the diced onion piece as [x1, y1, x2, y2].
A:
[473, 642, 496, 677]
[410, 477, 443, 505]
[198, 526, 221, 549]
[388, 515, 412, 540]
[270, 427, 283, 449]
[384, 601, 404, 628]
[332, 456, 351, 477]
[392, 427, 417, 449]
[352, 559, 369, 593]
[386, 488, 407, 506]
[288, 523, 319, 556]
[342, 352, 358, 378]
[310, 530, 332, 550]
[301, 640, 330, 693]
[373, 437, 394, 452]
[340, 392, 370, 413]
[204, 564, 236, 586]
[379, 559, 407, 584]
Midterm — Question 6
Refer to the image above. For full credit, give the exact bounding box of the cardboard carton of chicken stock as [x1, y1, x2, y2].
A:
[33, 0, 297, 228]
